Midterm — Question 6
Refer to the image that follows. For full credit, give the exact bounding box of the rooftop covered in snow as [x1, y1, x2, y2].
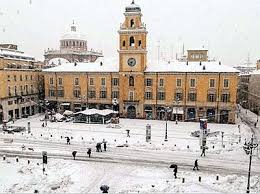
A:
[43, 59, 239, 74]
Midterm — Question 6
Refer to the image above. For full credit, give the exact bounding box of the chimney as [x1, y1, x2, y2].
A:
[203, 65, 206, 70]
[219, 61, 221, 65]
[100, 61, 103, 66]
[200, 61, 202, 66]
[74, 62, 77, 66]
[186, 61, 189, 66]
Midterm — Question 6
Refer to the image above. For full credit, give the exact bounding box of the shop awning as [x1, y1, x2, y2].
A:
[172, 107, 184, 114]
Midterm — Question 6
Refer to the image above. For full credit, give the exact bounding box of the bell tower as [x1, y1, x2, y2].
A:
[118, 0, 148, 72]
[118, 0, 148, 119]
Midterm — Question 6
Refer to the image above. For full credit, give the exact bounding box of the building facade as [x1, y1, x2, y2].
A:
[44, 22, 103, 66]
[0, 44, 43, 123]
[43, 1, 239, 124]
[247, 70, 260, 114]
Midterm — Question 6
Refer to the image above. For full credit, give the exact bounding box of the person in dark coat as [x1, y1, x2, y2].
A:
[72, 151, 77, 160]
[104, 142, 107, 151]
[173, 165, 178, 179]
[254, 122, 257, 128]
[96, 144, 99, 152]
[201, 147, 206, 157]
[87, 148, 91, 158]
[66, 137, 70, 145]
[193, 159, 199, 170]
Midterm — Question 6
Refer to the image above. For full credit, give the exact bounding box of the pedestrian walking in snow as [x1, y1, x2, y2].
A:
[104, 142, 107, 151]
[193, 159, 199, 171]
[87, 148, 91, 158]
[66, 137, 70, 145]
[173, 165, 178, 179]
[96, 143, 102, 152]
[72, 151, 77, 160]
[254, 122, 257, 128]
[201, 147, 206, 157]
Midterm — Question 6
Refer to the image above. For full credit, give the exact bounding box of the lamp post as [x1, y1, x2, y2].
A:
[164, 107, 171, 142]
[112, 98, 119, 116]
[243, 135, 259, 193]
[175, 97, 180, 124]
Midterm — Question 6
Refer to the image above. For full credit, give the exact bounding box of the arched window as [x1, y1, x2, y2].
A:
[73, 41, 75, 46]
[129, 36, 135, 47]
[122, 40, 126, 47]
[138, 40, 142, 46]
[129, 76, 134, 86]
[66, 41, 68, 46]
[130, 19, 135, 28]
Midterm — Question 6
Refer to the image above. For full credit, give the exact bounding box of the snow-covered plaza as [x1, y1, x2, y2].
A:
[0, 113, 259, 193]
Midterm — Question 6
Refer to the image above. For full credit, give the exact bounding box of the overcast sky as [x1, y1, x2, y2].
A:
[0, 0, 260, 66]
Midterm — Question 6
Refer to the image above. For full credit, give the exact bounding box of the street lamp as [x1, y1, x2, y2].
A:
[175, 97, 180, 124]
[164, 107, 172, 142]
[243, 135, 259, 193]
[112, 98, 119, 115]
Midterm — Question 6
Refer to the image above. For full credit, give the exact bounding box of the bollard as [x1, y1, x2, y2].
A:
[216, 175, 219, 181]
[212, 145, 215, 149]
[199, 176, 201, 182]
[3, 155, 6, 160]
[28, 160, 30, 164]
[182, 178, 185, 183]
[187, 145, 189, 149]
[16, 156, 19, 162]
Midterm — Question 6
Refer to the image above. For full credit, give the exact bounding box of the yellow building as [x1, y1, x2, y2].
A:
[0, 44, 43, 122]
[43, 1, 239, 124]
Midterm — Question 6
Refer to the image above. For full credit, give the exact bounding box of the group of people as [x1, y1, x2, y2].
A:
[172, 159, 199, 179]
[96, 142, 107, 152]
[71, 148, 92, 160]
[67, 137, 107, 159]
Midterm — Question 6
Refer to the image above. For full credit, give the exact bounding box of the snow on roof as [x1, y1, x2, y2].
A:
[0, 49, 34, 60]
[61, 31, 87, 40]
[48, 58, 70, 66]
[43, 58, 239, 74]
[43, 58, 119, 73]
[250, 70, 260, 75]
[146, 61, 240, 73]
[75, 108, 117, 116]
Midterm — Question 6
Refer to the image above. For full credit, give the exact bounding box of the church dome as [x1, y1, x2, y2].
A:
[61, 22, 87, 41]
[125, 0, 141, 13]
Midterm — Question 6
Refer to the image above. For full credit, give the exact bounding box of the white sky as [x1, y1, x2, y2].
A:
[0, 0, 260, 66]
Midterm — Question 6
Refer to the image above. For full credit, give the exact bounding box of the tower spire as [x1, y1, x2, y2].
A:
[132, 0, 135, 4]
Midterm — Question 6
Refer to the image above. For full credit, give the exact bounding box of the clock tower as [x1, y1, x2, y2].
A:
[118, 0, 148, 72]
[118, 0, 148, 119]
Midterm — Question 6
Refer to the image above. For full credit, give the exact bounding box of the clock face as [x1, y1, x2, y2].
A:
[127, 58, 136, 67]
